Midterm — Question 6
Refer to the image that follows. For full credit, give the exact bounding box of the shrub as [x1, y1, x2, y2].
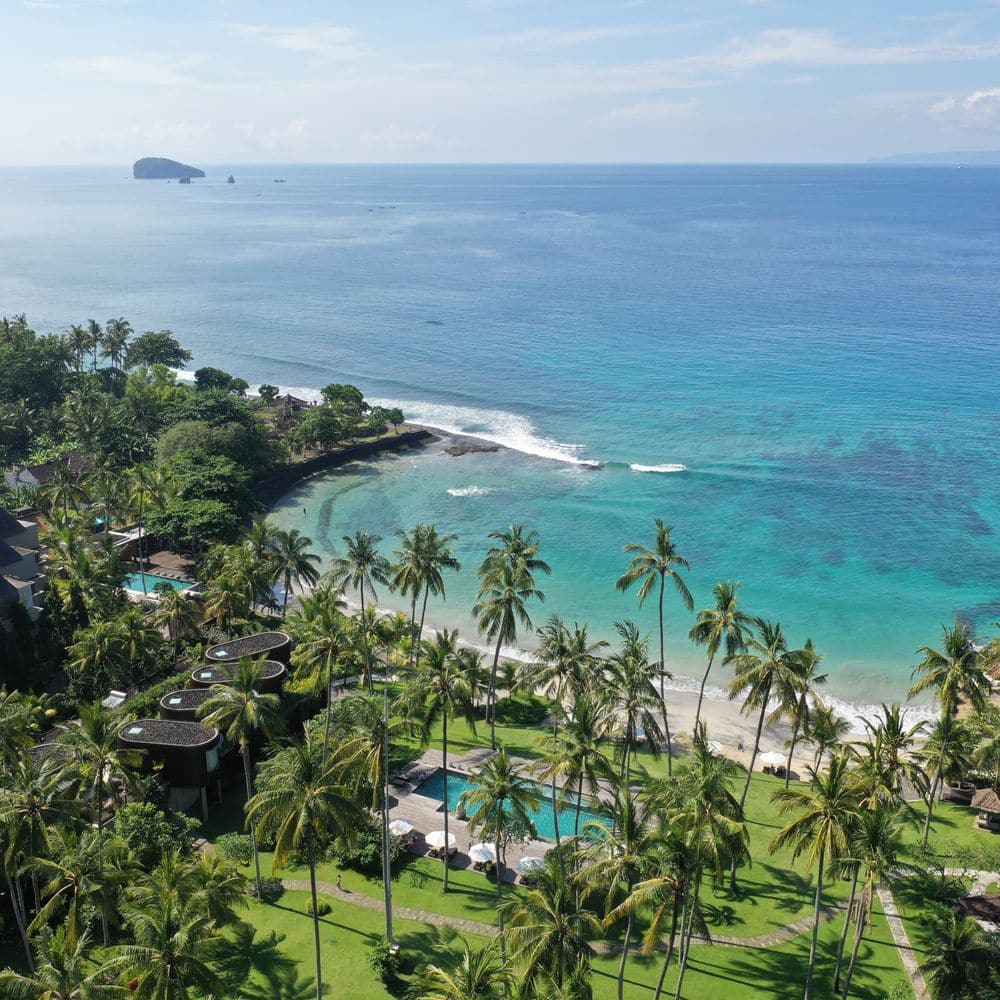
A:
[121, 668, 193, 718]
[306, 898, 332, 917]
[216, 833, 253, 868]
[113, 802, 200, 867]
[366, 938, 399, 984]
[332, 812, 402, 873]
[252, 877, 284, 902]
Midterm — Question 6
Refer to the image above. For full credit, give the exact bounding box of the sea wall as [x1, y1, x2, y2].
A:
[254, 427, 436, 506]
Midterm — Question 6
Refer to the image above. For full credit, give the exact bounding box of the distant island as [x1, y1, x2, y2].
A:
[133, 157, 205, 180]
[868, 150, 1000, 165]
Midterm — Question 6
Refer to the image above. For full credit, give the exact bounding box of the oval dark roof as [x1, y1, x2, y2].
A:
[119, 718, 219, 749]
[205, 632, 291, 661]
[159, 688, 214, 712]
[191, 660, 285, 685]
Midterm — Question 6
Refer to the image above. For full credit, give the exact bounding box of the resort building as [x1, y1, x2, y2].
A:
[0, 505, 43, 627]
[3, 449, 91, 490]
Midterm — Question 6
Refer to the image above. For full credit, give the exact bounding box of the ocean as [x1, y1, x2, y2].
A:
[1, 163, 998, 712]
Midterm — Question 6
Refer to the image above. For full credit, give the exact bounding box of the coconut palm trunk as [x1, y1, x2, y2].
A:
[653, 892, 683, 1000]
[617, 887, 635, 1000]
[785, 698, 804, 790]
[803, 846, 825, 1000]
[740, 677, 772, 812]
[441, 713, 450, 892]
[657, 574, 673, 776]
[488, 633, 503, 750]
[922, 768, 942, 846]
[693, 651, 716, 733]
[381, 685, 394, 947]
[360, 578, 373, 692]
[242, 745, 264, 899]
[673, 876, 700, 999]
[5, 871, 34, 972]
[832, 862, 860, 991]
[308, 856, 323, 1000]
[840, 891, 870, 1000]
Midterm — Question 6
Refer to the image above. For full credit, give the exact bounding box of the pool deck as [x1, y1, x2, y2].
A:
[388, 749, 612, 884]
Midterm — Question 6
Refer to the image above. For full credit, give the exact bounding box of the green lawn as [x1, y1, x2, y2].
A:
[236, 889, 488, 999]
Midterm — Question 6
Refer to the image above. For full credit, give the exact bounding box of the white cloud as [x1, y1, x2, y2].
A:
[597, 98, 699, 126]
[56, 55, 204, 88]
[931, 87, 1000, 129]
[235, 24, 361, 60]
[359, 123, 439, 153]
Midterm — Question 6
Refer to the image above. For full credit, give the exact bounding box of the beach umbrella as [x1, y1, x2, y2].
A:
[388, 818, 414, 837]
[706, 740, 723, 756]
[425, 830, 456, 850]
[469, 843, 497, 864]
[515, 856, 545, 875]
[760, 750, 785, 767]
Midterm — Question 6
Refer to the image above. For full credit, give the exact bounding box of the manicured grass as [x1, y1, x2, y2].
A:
[588, 899, 912, 1000]
[238, 889, 488, 999]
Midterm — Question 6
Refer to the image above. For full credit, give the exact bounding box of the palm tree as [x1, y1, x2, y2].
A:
[616, 519, 693, 774]
[727, 619, 801, 811]
[101, 317, 132, 373]
[198, 657, 284, 899]
[782, 640, 827, 788]
[802, 703, 849, 772]
[0, 758, 77, 970]
[648, 738, 748, 999]
[851, 704, 927, 811]
[328, 530, 391, 691]
[66, 324, 90, 373]
[392, 524, 461, 668]
[202, 573, 245, 640]
[919, 714, 976, 847]
[0, 925, 126, 999]
[770, 754, 860, 1000]
[539, 694, 614, 849]
[689, 581, 752, 732]
[86, 319, 102, 371]
[247, 733, 363, 1000]
[836, 805, 905, 998]
[526, 615, 608, 704]
[399, 629, 477, 892]
[910, 621, 989, 721]
[412, 939, 514, 1000]
[28, 826, 135, 949]
[270, 528, 321, 618]
[288, 588, 348, 757]
[152, 588, 201, 667]
[458, 748, 540, 938]
[110, 890, 224, 1000]
[474, 560, 545, 749]
[39, 461, 86, 518]
[606, 619, 663, 781]
[83, 463, 122, 534]
[920, 910, 996, 1000]
[581, 789, 658, 1000]
[500, 855, 601, 992]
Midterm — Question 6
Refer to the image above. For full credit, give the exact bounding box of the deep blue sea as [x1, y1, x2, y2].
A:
[1, 164, 997, 711]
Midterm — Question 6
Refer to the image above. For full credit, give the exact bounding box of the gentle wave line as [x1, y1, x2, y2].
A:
[630, 463, 688, 474]
[447, 485, 493, 497]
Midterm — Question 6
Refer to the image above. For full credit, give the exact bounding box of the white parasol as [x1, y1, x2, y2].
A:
[706, 740, 723, 756]
[760, 750, 786, 767]
[515, 856, 545, 875]
[469, 843, 497, 864]
[425, 830, 457, 850]
[388, 819, 414, 837]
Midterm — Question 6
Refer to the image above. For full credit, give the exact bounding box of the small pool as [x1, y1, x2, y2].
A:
[124, 572, 194, 594]
[415, 768, 604, 843]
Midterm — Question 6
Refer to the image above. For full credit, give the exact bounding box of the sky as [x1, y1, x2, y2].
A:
[2, 0, 1000, 164]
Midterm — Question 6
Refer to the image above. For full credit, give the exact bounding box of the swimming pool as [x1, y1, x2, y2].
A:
[415, 768, 604, 843]
[124, 572, 194, 594]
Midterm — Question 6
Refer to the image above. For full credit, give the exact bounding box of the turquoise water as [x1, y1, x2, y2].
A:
[416, 768, 603, 843]
[1, 165, 997, 706]
[123, 572, 193, 593]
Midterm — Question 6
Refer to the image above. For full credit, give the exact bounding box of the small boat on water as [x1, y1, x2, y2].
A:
[178, 176, 191, 185]
[227, 175, 235, 184]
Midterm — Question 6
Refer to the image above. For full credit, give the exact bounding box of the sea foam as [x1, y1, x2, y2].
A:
[447, 485, 493, 497]
[630, 463, 688, 474]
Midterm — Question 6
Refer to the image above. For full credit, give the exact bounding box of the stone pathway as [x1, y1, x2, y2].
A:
[877, 888, 929, 1000]
[285, 876, 839, 953]
[280, 878, 499, 938]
